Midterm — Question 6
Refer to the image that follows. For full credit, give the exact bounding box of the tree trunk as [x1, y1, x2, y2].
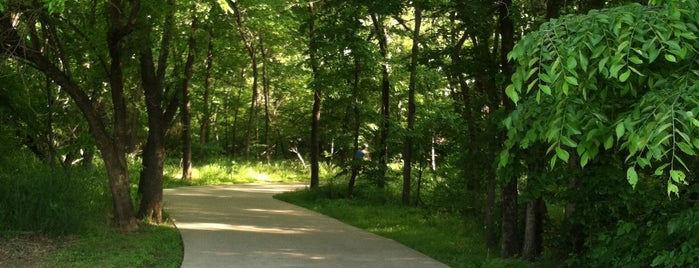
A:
[137, 40, 167, 224]
[371, 13, 390, 188]
[522, 197, 546, 260]
[259, 34, 271, 164]
[230, 69, 246, 158]
[136, 0, 179, 223]
[181, 16, 198, 181]
[501, 178, 519, 258]
[499, 0, 518, 258]
[200, 23, 215, 146]
[348, 47, 361, 197]
[402, 6, 422, 205]
[308, 1, 321, 189]
[245, 51, 259, 160]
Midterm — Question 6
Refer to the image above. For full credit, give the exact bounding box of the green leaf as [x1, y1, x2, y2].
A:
[677, 142, 696, 156]
[664, 54, 677, 62]
[506, 84, 519, 103]
[540, 85, 552, 95]
[565, 76, 579, 86]
[561, 136, 578, 148]
[619, 69, 631, 82]
[539, 73, 552, 83]
[498, 151, 510, 168]
[648, 47, 660, 63]
[566, 56, 578, 70]
[604, 136, 614, 149]
[580, 152, 589, 168]
[629, 55, 643, 64]
[598, 57, 609, 73]
[610, 64, 624, 78]
[670, 170, 686, 184]
[627, 166, 638, 188]
[556, 147, 570, 163]
[617, 40, 630, 52]
[615, 123, 625, 140]
[579, 50, 589, 72]
[667, 182, 679, 197]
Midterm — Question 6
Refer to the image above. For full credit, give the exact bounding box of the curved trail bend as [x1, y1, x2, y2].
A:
[164, 184, 448, 268]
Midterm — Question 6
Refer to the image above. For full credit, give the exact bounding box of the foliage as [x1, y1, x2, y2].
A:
[504, 0, 699, 196]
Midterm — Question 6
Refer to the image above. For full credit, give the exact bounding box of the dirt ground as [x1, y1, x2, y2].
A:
[0, 233, 76, 268]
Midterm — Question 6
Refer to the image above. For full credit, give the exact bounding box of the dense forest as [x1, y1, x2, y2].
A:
[2, 0, 699, 266]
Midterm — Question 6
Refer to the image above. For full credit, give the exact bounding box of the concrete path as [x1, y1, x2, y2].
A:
[163, 184, 448, 268]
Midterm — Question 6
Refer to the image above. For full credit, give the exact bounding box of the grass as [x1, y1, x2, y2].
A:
[275, 185, 539, 268]
[163, 158, 307, 187]
[43, 223, 182, 268]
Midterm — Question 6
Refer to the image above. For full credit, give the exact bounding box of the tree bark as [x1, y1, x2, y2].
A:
[522, 197, 546, 260]
[371, 13, 390, 188]
[200, 22, 215, 146]
[308, 1, 321, 188]
[259, 34, 271, 164]
[348, 47, 361, 197]
[402, 6, 422, 205]
[181, 16, 198, 181]
[499, 0, 519, 258]
[136, 0, 178, 223]
[501, 177, 519, 258]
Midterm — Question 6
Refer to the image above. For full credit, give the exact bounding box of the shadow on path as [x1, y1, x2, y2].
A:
[164, 184, 448, 268]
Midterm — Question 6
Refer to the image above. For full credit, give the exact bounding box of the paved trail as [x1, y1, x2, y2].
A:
[164, 184, 448, 268]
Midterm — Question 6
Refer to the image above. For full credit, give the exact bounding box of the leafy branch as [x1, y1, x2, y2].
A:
[502, 1, 699, 196]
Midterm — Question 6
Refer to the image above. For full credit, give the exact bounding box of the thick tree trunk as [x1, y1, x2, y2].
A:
[137, 0, 177, 223]
[402, 6, 422, 205]
[138, 42, 167, 224]
[371, 13, 390, 188]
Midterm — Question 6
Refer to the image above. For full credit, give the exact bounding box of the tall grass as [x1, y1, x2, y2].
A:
[0, 152, 109, 236]
[163, 157, 308, 187]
